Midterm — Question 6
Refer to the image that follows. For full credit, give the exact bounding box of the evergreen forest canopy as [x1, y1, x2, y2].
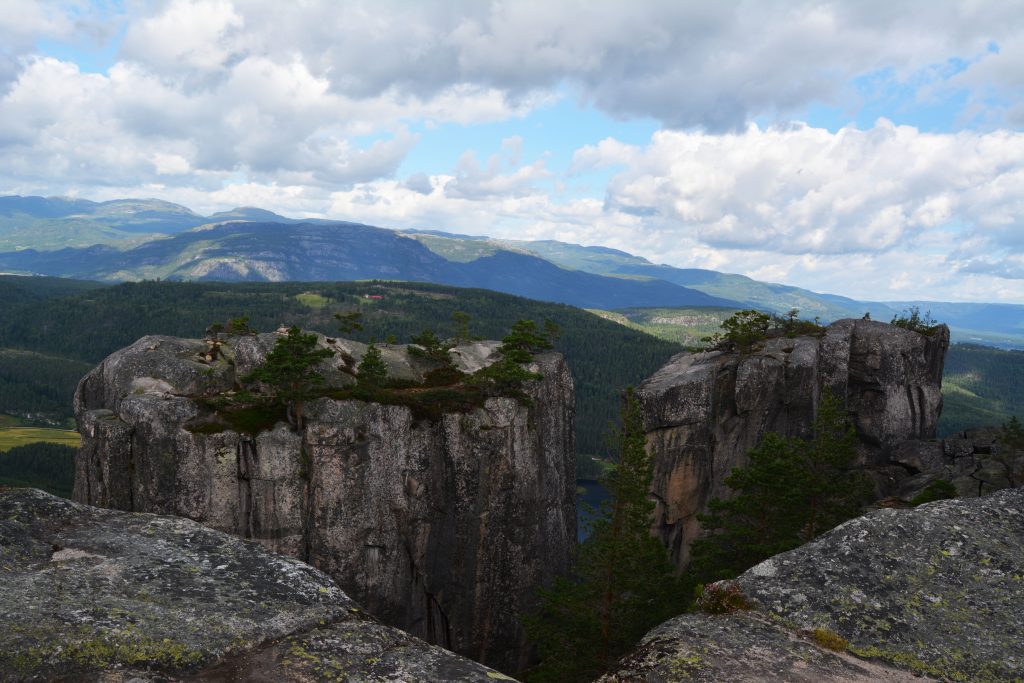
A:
[0, 276, 680, 463]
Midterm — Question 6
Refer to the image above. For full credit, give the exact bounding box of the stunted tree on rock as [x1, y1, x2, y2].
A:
[246, 326, 333, 430]
[356, 342, 389, 390]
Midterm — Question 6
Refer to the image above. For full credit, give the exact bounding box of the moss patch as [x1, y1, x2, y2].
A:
[11, 625, 205, 675]
[189, 400, 286, 436]
[811, 627, 848, 651]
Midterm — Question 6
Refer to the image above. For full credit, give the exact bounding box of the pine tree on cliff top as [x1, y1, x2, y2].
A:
[246, 326, 333, 431]
[356, 341, 388, 389]
[523, 387, 683, 683]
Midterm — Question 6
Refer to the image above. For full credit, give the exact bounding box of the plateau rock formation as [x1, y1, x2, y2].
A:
[600, 487, 1024, 682]
[638, 319, 949, 567]
[73, 332, 576, 672]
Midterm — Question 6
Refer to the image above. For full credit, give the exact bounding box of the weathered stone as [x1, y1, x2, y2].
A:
[596, 612, 924, 682]
[603, 487, 1024, 682]
[0, 487, 512, 682]
[892, 427, 1023, 503]
[74, 333, 575, 672]
[638, 320, 949, 567]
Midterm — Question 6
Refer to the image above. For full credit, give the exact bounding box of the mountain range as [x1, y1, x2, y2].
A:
[1, 194, 1021, 348]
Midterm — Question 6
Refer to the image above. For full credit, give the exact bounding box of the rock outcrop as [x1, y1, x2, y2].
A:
[637, 319, 949, 567]
[892, 426, 1024, 502]
[0, 487, 517, 682]
[73, 332, 576, 672]
[600, 487, 1024, 682]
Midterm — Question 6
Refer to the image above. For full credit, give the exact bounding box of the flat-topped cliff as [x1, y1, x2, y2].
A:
[73, 331, 575, 672]
[638, 318, 949, 567]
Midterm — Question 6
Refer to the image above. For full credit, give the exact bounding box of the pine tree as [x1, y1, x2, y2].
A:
[356, 342, 388, 389]
[689, 390, 873, 584]
[245, 326, 334, 430]
[334, 310, 363, 334]
[524, 388, 683, 682]
[499, 319, 554, 362]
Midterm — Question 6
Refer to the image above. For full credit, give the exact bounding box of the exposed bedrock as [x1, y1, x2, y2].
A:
[637, 319, 950, 568]
[0, 487, 517, 682]
[73, 333, 576, 673]
[600, 488, 1024, 682]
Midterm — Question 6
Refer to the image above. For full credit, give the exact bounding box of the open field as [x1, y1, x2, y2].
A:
[0, 428, 80, 452]
[589, 306, 738, 347]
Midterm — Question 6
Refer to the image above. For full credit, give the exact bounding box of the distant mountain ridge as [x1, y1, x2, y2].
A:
[0, 194, 1021, 347]
[0, 220, 733, 310]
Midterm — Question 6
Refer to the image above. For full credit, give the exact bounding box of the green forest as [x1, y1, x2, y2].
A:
[941, 343, 1024, 435]
[0, 277, 681, 463]
[0, 442, 75, 498]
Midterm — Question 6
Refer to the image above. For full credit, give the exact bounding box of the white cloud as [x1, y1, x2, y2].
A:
[121, 0, 243, 76]
[311, 121, 1024, 302]
[578, 122, 1024, 260]
[443, 140, 550, 200]
[103, 0, 1024, 131]
[2, 1, 1023, 304]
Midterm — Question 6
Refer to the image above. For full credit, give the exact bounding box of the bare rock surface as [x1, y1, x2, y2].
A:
[602, 487, 1024, 682]
[0, 487, 515, 682]
[73, 331, 575, 672]
[637, 319, 950, 567]
[597, 612, 924, 683]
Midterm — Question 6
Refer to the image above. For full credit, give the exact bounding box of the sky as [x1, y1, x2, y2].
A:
[1, 0, 1023, 303]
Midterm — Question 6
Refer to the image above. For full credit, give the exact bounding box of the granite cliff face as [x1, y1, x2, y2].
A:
[73, 332, 576, 672]
[600, 487, 1024, 682]
[0, 487, 517, 682]
[637, 319, 949, 567]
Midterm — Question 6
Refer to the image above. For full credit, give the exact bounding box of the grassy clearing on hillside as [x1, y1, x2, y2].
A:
[0, 428, 80, 452]
[590, 306, 737, 347]
[295, 292, 332, 308]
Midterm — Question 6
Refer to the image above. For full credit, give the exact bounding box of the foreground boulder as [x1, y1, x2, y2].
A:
[73, 332, 576, 672]
[0, 487, 516, 682]
[638, 318, 949, 567]
[601, 487, 1024, 682]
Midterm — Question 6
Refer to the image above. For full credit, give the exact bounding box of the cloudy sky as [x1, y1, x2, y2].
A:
[2, 0, 1023, 302]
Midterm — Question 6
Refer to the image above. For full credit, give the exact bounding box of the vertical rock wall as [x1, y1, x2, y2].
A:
[637, 319, 949, 568]
[73, 334, 576, 672]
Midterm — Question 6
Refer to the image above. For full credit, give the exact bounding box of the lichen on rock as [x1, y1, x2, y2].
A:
[601, 488, 1024, 682]
[0, 487, 517, 682]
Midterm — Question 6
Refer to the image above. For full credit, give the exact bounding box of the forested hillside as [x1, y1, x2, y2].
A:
[0, 277, 681, 461]
[0, 442, 75, 497]
[940, 344, 1024, 435]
